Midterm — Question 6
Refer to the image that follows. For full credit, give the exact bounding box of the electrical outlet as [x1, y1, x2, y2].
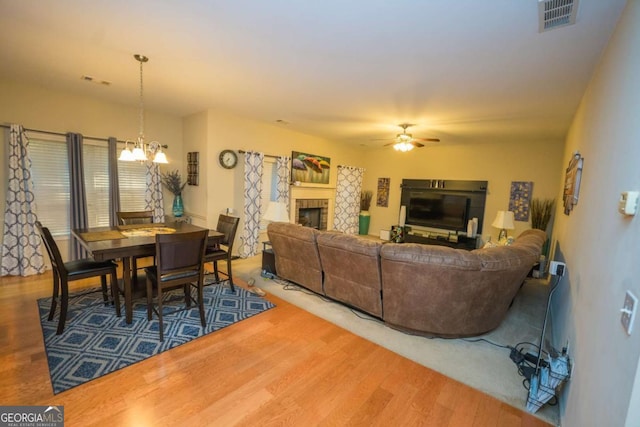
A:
[621, 290, 638, 335]
[549, 261, 566, 276]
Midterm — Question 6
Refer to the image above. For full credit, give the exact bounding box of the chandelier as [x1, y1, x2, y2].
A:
[118, 54, 168, 164]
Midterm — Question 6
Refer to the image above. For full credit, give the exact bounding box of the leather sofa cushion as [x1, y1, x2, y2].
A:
[267, 222, 323, 294]
[472, 229, 546, 271]
[380, 243, 481, 270]
[317, 232, 383, 317]
[317, 232, 381, 257]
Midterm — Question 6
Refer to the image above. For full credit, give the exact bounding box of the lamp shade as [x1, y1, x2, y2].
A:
[263, 201, 290, 223]
[132, 144, 147, 161]
[118, 147, 134, 161]
[492, 210, 515, 230]
[152, 150, 168, 164]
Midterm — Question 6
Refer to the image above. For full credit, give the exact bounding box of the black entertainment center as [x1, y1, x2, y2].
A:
[400, 179, 488, 250]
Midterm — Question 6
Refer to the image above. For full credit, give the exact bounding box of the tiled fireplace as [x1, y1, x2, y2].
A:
[289, 185, 335, 231]
[295, 199, 329, 230]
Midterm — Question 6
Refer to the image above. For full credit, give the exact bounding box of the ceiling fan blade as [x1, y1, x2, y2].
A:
[383, 142, 395, 147]
[413, 137, 440, 142]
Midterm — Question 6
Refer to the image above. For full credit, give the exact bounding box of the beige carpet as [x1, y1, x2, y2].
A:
[231, 254, 559, 426]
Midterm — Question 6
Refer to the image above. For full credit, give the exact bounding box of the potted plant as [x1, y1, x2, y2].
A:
[358, 190, 373, 235]
[161, 169, 187, 217]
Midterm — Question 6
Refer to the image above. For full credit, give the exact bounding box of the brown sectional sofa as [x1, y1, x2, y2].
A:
[267, 222, 546, 337]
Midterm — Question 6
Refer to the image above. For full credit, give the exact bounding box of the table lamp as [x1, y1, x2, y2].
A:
[492, 210, 515, 242]
[263, 201, 290, 223]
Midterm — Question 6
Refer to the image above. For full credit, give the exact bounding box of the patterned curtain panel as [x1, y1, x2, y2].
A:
[239, 151, 264, 258]
[275, 156, 291, 211]
[67, 133, 89, 260]
[333, 165, 365, 234]
[108, 137, 121, 227]
[145, 162, 165, 223]
[1, 125, 46, 276]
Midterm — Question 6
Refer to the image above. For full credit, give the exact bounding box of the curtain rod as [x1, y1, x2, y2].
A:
[238, 149, 283, 159]
[0, 124, 168, 148]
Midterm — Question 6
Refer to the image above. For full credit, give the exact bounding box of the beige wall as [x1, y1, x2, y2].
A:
[182, 111, 209, 224]
[209, 110, 362, 224]
[182, 108, 364, 230]
[361, 139, 564, 242]
[551, 2, 640, 426]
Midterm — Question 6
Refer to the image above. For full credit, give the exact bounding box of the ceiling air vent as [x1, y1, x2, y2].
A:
[538, 0, 579, 32]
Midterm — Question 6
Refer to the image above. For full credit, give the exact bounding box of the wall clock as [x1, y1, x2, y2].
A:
[219, 149, 238, 169]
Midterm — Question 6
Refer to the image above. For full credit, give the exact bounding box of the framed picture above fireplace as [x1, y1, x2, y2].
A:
[291, 151, 331, 185]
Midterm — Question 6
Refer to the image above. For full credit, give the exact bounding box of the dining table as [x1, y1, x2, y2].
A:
[72, 221, 223, 324]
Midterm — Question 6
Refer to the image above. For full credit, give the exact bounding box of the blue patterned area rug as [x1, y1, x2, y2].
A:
[37, 280, 275, 394]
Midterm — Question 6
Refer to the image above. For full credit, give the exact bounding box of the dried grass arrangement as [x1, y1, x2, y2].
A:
[360, 191, 373, 211]
[161, 170, 187, 196]
[530, 198, 555, 231]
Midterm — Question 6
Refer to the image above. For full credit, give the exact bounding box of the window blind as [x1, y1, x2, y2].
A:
[29, 137, 70, 236]
[28, 134, 148, 235]
[83, 141, 110, 227]
[118, 161, 148, 212]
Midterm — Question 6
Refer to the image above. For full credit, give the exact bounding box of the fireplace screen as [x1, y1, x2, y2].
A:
[299, 207, 321, 229]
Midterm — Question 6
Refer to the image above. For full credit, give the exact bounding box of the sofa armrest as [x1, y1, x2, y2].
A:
[267, 222, 323, 294]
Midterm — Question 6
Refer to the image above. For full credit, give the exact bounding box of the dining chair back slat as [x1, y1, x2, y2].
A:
[117, 210, 155, 275]
[117, 211, 154, 225]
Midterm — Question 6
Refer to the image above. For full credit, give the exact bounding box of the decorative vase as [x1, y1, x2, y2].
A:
[172, 194, 184, 217]
[358, 211, 370, 235]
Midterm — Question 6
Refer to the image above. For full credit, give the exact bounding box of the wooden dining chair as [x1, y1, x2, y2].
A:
[145, 229, 208, 341]
[117, 210, 154, 225]
[35, 221, 121, 335]
[204, 214, 239, 293]
[117, 210, 155, 275]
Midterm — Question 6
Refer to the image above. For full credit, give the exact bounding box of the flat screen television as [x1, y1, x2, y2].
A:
[406, 192, 470, 231]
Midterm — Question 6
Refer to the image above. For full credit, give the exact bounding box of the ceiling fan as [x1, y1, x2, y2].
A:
[380, 123, 440, 152]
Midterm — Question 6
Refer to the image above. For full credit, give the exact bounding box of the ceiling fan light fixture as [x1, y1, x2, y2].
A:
[381, 124, 435, 151]
[393, 141, 414, 152]
[394, 125, 415, 151]
[396, 133, 412, 143]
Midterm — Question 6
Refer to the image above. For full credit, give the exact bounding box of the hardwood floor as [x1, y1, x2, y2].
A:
[0, 270, 551, 426]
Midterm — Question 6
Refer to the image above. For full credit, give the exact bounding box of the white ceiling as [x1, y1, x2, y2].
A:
[0, 0, 627, 147]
